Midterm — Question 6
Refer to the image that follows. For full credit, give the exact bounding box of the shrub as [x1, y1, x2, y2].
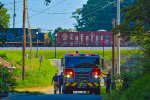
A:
[0, 65, 16, 95]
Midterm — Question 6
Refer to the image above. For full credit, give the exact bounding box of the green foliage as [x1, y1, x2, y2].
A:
[0, 7, 10, 28]
[16, 58, 57, 88]
[0, 2, 4, 9]
[116, 0, 150, 56]
[72, 0, 133, 31]
[0, 65, 16, 94]
[106, 0, 150, 99]
[0, 4, 10, 47]
[51, 27, 75, 46]
[0, 52, 7, 59]
[72, 0, 114, 31]
[44, 0, 51, 6]
[0, 50, 57, 88]
[104, 75, 150, 100]
[0, 49, 140, 88]
[47, 32, 53, 46]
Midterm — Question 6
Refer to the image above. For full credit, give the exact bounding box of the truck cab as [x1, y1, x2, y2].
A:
[62, 52, 101, 94]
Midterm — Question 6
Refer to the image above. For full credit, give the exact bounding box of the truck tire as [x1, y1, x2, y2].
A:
[94, 88, 100, 95]
[64, 87, 73, 94]
[89, 90, 94, 94]
[69, 90, 73, 94]
[64, 88, 69, 94]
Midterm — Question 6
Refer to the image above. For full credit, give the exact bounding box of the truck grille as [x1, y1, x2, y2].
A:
[75, 72, 90, 81]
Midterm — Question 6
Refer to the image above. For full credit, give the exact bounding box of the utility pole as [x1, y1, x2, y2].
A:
[27, 3, 33, 69]
[54, 34, 57, 58]
[13, 0, 16, 28]
[36, 32, 39, 58]
[101, 36, 104, 69]
[112, 18, 116, 90]
[116, 0, 120, 75]
[112, 18, 116, 76]
[22, 0, 27, 80]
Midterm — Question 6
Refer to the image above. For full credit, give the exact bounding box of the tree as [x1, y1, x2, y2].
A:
[47, 32, 53, 46]
[51, 27, 76, 46]
[44, 0, 51, 6]
[119, 0, 150, 53]
[0, 2, 4, 9]
[72, 0, 117, 31]
[117, 0, 150, 73]
[0, 4, 10, 47]
[72, 0, 133, 31]
[0, 6, 10, 28]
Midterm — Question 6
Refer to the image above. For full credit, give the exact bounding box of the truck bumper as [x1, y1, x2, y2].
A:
[64, 82, 100, 90]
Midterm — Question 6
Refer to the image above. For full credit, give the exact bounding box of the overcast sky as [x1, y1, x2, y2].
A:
[1, 0, 88, 30]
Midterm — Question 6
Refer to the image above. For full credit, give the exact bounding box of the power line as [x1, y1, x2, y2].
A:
[13, 0, 16, 28]
[80, 1, 116, 20]
[29, 8, 71, 14]
[28, 1, 110, 15]
[3, 0, 22, 6]
[16, 0, 67, 24]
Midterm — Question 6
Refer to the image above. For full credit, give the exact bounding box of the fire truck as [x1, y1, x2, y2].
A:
[62, 52, 101, 94]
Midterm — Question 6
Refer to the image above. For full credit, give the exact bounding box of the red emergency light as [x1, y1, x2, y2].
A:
[65, 68, 74, 78]
[91, 68, 100, 78]
[85, 53, 91, 56]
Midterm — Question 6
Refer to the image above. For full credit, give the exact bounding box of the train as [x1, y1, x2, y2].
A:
[0, 29, 129, 47]
[0, 28, 49, 47]
[56, 31, 129, 47]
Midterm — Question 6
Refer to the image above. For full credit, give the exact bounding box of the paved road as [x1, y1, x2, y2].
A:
[5, 94, 102, 100]
[50, 59, 62, 74]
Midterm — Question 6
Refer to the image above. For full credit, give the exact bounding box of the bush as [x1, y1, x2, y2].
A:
[121, 75, 150, 100]
[0, 65, 16, 96]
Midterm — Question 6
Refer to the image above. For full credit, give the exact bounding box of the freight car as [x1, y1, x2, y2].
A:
[56, 31, 128, 47]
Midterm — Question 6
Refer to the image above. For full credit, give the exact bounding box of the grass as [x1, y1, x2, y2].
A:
[0, 50, 57, 88]
[0, 49, 141, 89]
[103, 75, 150, 100]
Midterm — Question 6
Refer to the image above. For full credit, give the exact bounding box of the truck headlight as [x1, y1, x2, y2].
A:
[66, 74, 70, 78]
[94, 75, 98, 78]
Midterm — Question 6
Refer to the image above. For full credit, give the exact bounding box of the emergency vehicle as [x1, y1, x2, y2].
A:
[62, 52, 101, 94]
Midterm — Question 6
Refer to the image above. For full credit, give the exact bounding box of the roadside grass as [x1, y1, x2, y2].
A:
[0, 49, 140, 89]
[101, 86, 106, 95]
[103, 75, 150, 100]
[0, 50, 57, 88]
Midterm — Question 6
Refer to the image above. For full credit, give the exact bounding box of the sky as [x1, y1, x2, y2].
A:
[1, 0, 88, 31]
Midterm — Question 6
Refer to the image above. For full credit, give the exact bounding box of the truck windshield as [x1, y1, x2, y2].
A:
[65, 57, 100, 68]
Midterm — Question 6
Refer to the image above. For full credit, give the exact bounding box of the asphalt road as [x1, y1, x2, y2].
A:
[5, 94, 102, 100]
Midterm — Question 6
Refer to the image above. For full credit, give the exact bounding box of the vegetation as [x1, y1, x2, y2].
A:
[0, 49, 139, 89]
[50, 27, 76, 46]
[0, 3, 10, 47]
[72, 0, 133, 31]
[0, 65, 16, 95]
[104, 0, 150, 99]
[0, 51, 57, 88]
[0, 4, 10, 28]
